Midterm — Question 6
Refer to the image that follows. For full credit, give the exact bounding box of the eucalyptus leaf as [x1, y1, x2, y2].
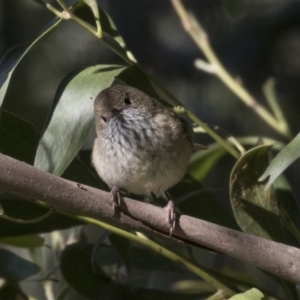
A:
[34, 65, 126, 175]
[274, 176, 300, 244]
[228, 288, 264, 300]
[188, 144, 227, 182]
[259, 132, 300, 189]
[109, 233, 131, 271]
[188, 136, 285, 183]
[0, 235, 44, 248]
[0, 18, 61, 107]
[230, 145, 285, 242]
[0, 248, 40, 281]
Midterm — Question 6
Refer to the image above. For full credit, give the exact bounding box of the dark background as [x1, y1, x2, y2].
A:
[2, 0, 300, 136]
[2, 0, 300, 195]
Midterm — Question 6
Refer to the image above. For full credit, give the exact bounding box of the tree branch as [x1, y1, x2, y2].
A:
[0, 153, 299, 283]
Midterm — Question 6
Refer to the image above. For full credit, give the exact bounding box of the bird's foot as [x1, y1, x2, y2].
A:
[111, 186, 122, 210]
[165, 200, 176, 236]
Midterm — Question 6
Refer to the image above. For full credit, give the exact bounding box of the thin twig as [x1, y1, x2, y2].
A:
[171, 0, 291, 139]
[263, 78, 291, 137]
[56, 0, 98, 36]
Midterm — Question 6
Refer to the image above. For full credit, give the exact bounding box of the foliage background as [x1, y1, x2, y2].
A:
[1, 0, 300, 299]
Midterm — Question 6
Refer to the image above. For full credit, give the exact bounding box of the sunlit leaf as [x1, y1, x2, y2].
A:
[34, 65, 126, 175]
[228, 288, 264, 300]
[259, 132, 300, 189]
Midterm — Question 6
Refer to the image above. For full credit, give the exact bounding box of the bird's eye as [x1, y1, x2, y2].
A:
[101, 116, 107, 123]
[124, 93, 132, 105]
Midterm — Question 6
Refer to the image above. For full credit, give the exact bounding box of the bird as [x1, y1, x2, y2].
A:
[92, 85, 194, 232]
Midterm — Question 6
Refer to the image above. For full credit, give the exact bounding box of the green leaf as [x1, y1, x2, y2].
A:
[188, 136, 286, 183]
[0, 248, 40, 280]
[259, 132, 300, 189]
[34, 65, 126, 175]
[274, 176, 300, 244]
[0, 110, 39, 164]
[0, 235, 44, 248]
[228, 288, 264, 300]
[0, 0, 120, 109]
[83, 0, 100, 21]
[188, 144, 227, 182]
[0, 19, 62, 107]
[230, 145, 285, 242]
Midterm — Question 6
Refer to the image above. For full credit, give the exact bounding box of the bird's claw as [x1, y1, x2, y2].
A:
[165, 200, 176, 236]
[111, 186, 121, 210]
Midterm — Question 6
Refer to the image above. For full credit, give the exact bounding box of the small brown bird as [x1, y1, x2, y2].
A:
[92, 85, 193, 231]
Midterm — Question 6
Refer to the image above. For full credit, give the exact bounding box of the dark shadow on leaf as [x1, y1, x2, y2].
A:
[61, 242, 213, 300]
[0, 109, 39, 164]
[93, 65, 125, 74]
[239, 199, 287, 243]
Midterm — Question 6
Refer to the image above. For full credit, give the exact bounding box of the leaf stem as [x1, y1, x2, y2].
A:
[263, 78, 291, 138]
[187, 112, 240, 159]
[56, 0, 98, 36]
[57, 208, 236, 296]
[0, 208, 55, 224]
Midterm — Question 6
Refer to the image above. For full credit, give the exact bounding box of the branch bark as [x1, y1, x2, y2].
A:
[0, 153, 300, 283]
